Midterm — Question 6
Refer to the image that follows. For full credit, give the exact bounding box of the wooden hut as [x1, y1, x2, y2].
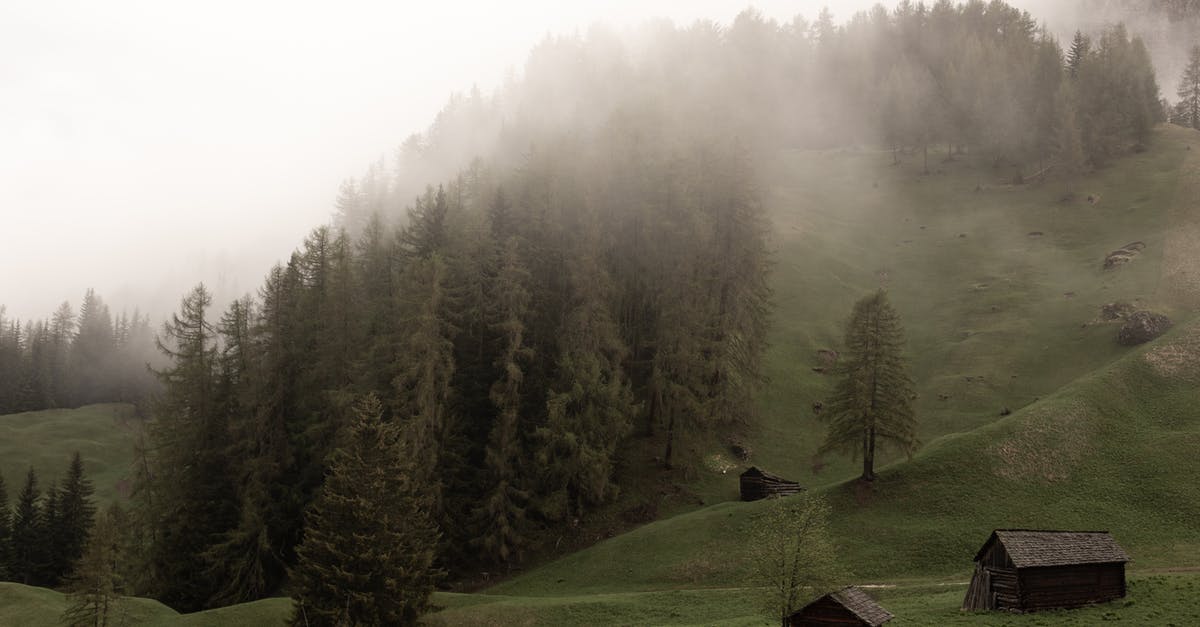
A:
[739, 466, 803, 501]
[789, 586, 894, 626]
[961, 529, 1130, 612]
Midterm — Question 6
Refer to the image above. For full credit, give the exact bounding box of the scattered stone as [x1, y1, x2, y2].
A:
[1100, 301, 1136, 321]
[812, 367, 826, 374]
[920, 225, 927, 230]
[1087, 194, 1102, 205]
[959, 233, 968, 238]
[1000, 407, 1012, 416]
[1103, 241, 1146, 270]
[1118, 311, 1173, 346]
[1064, 291, 1076, 299]
[1028, 231, 1044, 238]
[817, 349, 839, 365]
[938, 393, 951, 401]
[812, 401, 824, 415]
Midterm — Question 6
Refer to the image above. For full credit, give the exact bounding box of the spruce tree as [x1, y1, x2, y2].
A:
[1177, 44, 1200, 130]
[819, 290, 918, 482]
[289, 394, 440, 626]
[0, 470, 10, 580]
[58, 452, 97, 582]
[11, 468, 43, 585]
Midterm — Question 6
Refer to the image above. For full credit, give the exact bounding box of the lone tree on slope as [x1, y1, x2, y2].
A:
[818, 290, 918, 482]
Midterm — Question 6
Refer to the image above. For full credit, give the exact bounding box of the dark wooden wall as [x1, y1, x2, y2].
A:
[740, 475, 803, 501]
[1017, 563, 1126, 611]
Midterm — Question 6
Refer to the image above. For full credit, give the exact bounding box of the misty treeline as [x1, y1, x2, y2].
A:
[0, 291, 157, 415]
[0, 453, 96, 590]
[127, 0, 1170, 616]
[132, 133, 769, 611]
[334, 0, 1160, 228]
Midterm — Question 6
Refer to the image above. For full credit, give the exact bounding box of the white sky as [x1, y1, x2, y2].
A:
[0, 0, 1005, 321]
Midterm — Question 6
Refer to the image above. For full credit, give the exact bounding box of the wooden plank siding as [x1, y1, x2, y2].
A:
[788, 597, 869, 626]
[962, 530, 1129, 613]
[739, 467, 804, 501]
[1017, 563, 1126, 610]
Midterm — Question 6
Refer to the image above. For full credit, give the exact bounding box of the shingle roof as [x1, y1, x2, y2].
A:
[827, 586, 894, 626]
[740, 466, 798, 484]
[978, 530, 1131, 568]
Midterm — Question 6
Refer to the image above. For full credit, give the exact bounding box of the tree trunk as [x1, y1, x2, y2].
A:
[923, 143, 929, 175]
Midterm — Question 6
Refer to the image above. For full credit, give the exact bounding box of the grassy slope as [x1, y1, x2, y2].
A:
[0, 583, 292, 626]
[693, 125, 1193, 502]
[450, 128, 1200, 622]
[486, 316, 1200, 595]
[0, 403, 139, 505]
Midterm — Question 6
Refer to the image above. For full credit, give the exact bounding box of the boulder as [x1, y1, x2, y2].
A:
[1118, 311, 1173, 346]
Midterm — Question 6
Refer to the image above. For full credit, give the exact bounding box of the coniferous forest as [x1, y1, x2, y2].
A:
[127, 1, 1166, 614]
[2, 1, 1192, 623]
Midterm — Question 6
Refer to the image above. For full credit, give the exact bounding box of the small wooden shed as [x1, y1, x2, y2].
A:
[789, 586, 894, 626]
[739, 466, 803, 501]
[961, 529, 1130, 612]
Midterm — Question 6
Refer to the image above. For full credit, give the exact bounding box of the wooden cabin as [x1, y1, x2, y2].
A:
[961, 529, 1130, 612]
[789, 586, 894, 626]
[739, 466, 803, 501]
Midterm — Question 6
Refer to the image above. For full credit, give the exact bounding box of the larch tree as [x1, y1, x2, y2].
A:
[289, 394, 441, 627]
[61, 503, 127, 627]
[533, 253, 635, 521]
[819, 290, 918, 482]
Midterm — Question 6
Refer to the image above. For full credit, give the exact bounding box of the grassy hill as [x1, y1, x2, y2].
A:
[4, 127, 1197, 624]
[0, 403, 139, 505]
[685, 125, 1198, 504]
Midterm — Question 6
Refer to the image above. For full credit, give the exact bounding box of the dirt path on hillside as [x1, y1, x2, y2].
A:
[1161, 135, 1200, 311]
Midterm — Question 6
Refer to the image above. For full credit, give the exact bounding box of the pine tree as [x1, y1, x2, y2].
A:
[289, 394, 441, 626]
[136, 284, 237, 611]
[475, 237, 533, 565]
[57, 452, 97, 582]
[1177, 44, 1200, 129]
[11, 468, 43, 585]
[61, 503, 127, 627]
[819, 290, 918, 482]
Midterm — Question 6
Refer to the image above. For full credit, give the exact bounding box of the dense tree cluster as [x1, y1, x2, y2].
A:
[0, 291, 157, 414]
[0, 453, 96, 589]
[133, 127, 771, 612]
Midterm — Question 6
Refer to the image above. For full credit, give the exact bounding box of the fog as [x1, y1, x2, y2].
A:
[0, 0, 884, 322]
[3, 0, 1190, 323]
